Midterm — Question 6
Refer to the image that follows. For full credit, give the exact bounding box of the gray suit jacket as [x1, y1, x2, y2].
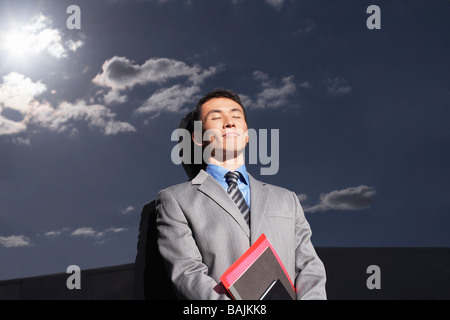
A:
[155, 169, 327, 300]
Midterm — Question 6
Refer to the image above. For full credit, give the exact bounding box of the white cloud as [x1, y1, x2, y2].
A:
[0, 72, 136, 137]
[45, 226, 126, 240]
[93, 56, 220, 117]
[0, 72, 46, 136]
[136, 84, 200, 116]
[44, 228, 70, 237]
[304, 185, 376, 213]
[103, 89, 128, 105]
[0, 116, 27, 136]
[245, 73, 298, 109]
[105, 227, 127, 233]
[297, 193, 308, 203]
[44, 100, 136, 135]
[0, 72, 46, 113]
[298, 81, 312, 89]
[104, 119, 136, 135]
[70, 226, 127, 243]
[121, 206, 135, 214]
[265, 0, 284, 9]
[292, 19, 316, 36]
[11, 136, 31, 145]
[0, 235, 31, 248]
[26, 100, 136, 136]
[66, 39, 84, 52]
[326, 77, 352, 95]
[71, 227, 102, 238]
[93, 56, 220, 91]
[252, 70, 269, 81]
[44, 231, 60, 237]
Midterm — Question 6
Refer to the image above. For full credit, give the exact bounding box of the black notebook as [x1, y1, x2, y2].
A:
[259, 279, 294, 300]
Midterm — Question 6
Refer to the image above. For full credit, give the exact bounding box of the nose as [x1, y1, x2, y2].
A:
[223, 117, 235, 129]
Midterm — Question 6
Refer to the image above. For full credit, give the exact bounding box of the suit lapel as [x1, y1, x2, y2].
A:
[248, 174, 269, 244]
[193, 170, 250, 238]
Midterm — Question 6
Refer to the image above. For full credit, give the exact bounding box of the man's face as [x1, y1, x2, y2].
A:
[194, 97, 249, 162]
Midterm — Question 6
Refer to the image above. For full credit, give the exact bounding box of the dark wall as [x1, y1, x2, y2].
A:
[0, 263, 135, 300]
[316, 247, 450, 300]
[1, 247, 449, 300]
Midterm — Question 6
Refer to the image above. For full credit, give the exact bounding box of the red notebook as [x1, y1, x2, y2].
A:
[220, 233, 296, 300]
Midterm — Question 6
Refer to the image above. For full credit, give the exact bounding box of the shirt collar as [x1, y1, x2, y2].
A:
[206, 163, 250, 185]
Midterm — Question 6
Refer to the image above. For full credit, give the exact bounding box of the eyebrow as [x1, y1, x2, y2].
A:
[205, 108, 244, 118]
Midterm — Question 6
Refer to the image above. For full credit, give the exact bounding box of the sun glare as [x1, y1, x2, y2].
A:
[3, 30, 32, 57]
[0, 13, 81, 64]
[0, 26, 37, 64]
[1, 15, 55, 62]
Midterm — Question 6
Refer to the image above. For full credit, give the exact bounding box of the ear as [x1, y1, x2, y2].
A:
[244, 130, 249, 144]
[192, 131, 203, 147]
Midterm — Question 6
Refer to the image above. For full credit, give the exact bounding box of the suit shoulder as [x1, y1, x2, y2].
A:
[265, 182, 294, 194]
[254, 178, 295, 195]
[157, 180, 192, 196]
[252, 177, 298, 202]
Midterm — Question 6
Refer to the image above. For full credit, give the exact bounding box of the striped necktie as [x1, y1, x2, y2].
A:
[225, 171, 250, 227]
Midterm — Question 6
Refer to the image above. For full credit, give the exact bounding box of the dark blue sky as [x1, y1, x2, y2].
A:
[0, 0, 449, 280]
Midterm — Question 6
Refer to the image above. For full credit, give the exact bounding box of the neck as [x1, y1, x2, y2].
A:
[207, 153, 245, 172]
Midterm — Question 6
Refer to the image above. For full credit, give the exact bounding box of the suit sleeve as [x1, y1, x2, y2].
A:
[292, 192, 327, 300]
[155, 188, 231, 300]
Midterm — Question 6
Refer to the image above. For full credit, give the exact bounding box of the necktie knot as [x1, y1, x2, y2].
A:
[225, 171, 240, 193]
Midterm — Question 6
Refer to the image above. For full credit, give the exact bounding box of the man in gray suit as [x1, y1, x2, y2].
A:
[156, 89, 326, 300]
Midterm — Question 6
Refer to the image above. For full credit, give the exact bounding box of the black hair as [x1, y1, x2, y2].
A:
[177, 111, 204, 180]
[191, 88, 248, 124]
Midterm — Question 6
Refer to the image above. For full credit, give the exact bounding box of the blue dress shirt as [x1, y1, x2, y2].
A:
[205, 163, 251, 208]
